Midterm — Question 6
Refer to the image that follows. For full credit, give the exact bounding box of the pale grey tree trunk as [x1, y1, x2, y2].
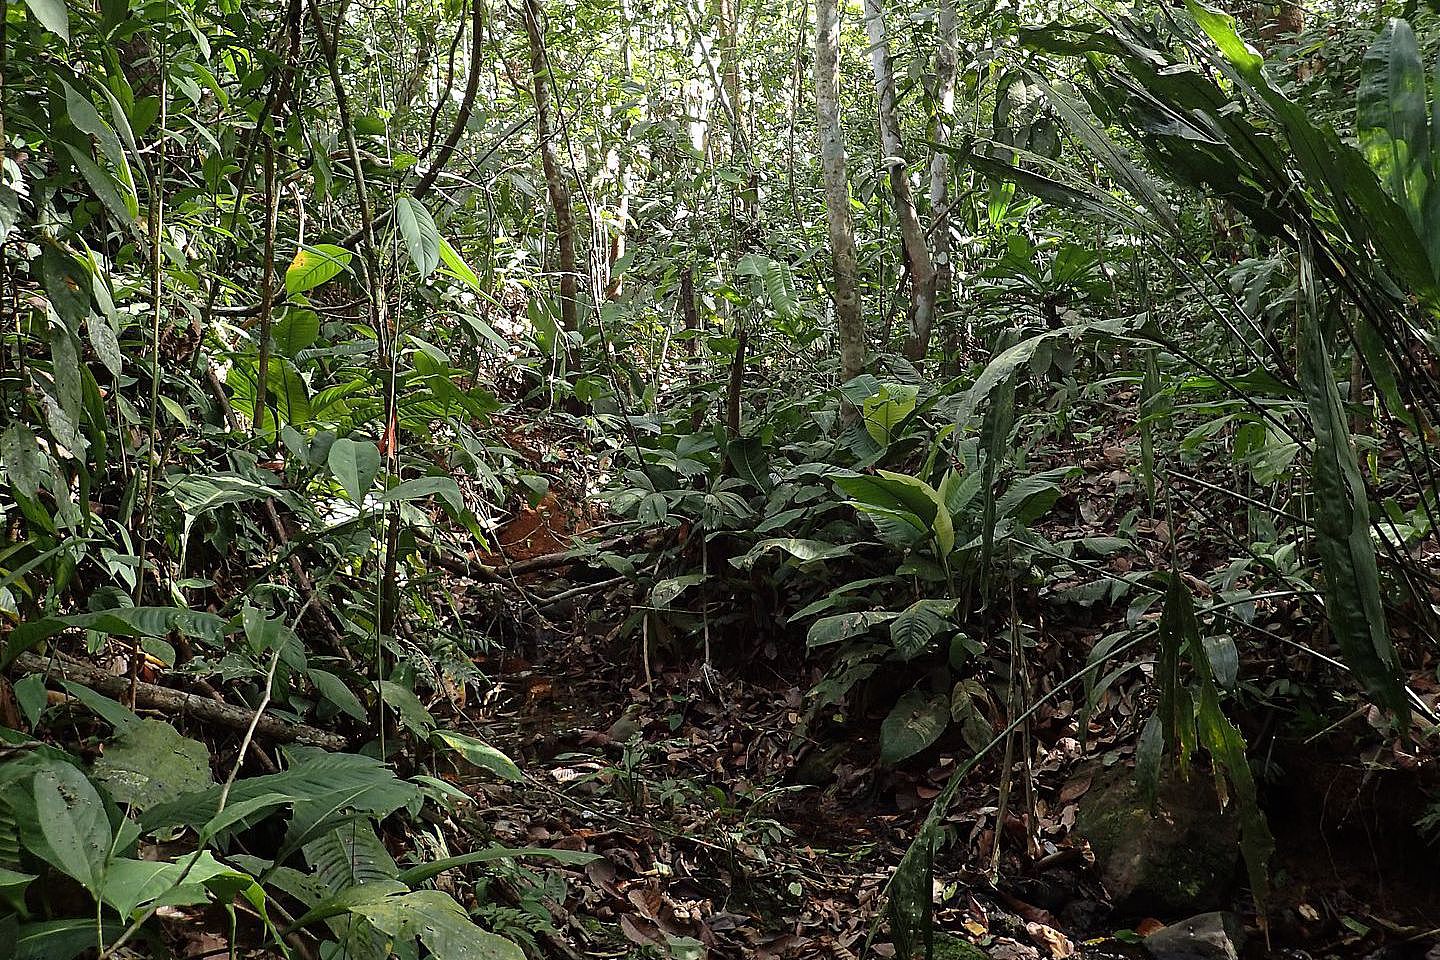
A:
[924, 0, 958, 360]
[862, 0, 936, 364]
[816, 0, 865, 384]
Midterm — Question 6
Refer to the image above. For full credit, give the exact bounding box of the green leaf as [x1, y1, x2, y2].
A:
[32, 764, 111, 894]
[351, 889, 526, 960]
[890, 599, 957, 660]
[58, 681, 139, 730]
[60, 143, 135, 225]
[23, 0, 69, 41]
[100, 851, 253, 919]
[376, 476, 463, 512]
[1, 424, 45, 500]
[725, 435, 772, 490]
[1357, 18, 1430, 230]
[807, 610, 898, 647]
[0, 866, 34, 914]
[328, 437, 381, 503]
[395, 196, 442, 278]
[272, 308, 320, 357]
[16, 919, 124, 960]
[86, 314, 123, 377]
[430, 731, 522, 781]
[92, 718, 214, 810]
[395, 846, 598, 887]
[285, 244, 352, 295]
[437, 237, 488, 296]
[880, 691, 950, 764]
[379, 680, 434, 736]
[861, 384, 919, 446]
[310, 669, 368, 722]
[143, 747, 421, 843]
[732, 538, 855, 570]
[304, 821, 397, 892]
[650, 574, 705, 609]
[1297, 273, 1408, 720]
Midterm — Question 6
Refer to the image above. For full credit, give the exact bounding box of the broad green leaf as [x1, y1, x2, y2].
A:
[726, 435, 772, 490]
[32, 764, 111, 894]
[732, 538, 854, 570]
[377, 476, 463, 511]
[430, 730, 522, 781]
[0, 866, 34, 915]
[285, 244, 352, 295]
[310, 669, 368, 722]
[272, 308, 320, 357]
[100, 851, 251, 919]
[16, 919, 124, 960]
[861, 384, 919, 446]
[2, 424, 45, 500]
[93, 718, 214, 810]
[880, 691, 949, 764]
[1298, 275, 1408, 720]
[395, 196, 441, 278]
[86, 314, 122, 377]
[890, 599, 957, 660]
[352, 889, 526, 960]
[57, 680, 139, 730]
[806, 610, 898, 647]
[24, 0, 69, 41]
[438, 237, 487, 295]
[379, 680, 434, 736]
[1357, 18, 1430, 231]
[328, 437, 381, 503]
[60, 143, 135, 225]
[651, 573, 704, 608]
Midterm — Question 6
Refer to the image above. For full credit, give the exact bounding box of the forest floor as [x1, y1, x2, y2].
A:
[424, 409, 1440, 960]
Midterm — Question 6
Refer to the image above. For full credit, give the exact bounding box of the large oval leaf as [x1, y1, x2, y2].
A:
[880, 691, 949, 765]
[285, 243, 352, 295]
[395, 196, 441, 278]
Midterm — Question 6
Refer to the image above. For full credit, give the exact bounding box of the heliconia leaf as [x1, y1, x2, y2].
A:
[1297, 259, 1409, 721]
[890, 599, 957, 660]
[285, 244, 352, 295]
[1357, 18, 1430, 231]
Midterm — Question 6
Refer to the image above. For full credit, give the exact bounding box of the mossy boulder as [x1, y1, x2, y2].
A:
[1073, 764, 1241, 917]
[930, 932, 989, 960]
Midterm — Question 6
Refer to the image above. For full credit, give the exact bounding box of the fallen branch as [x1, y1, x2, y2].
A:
[12, 651, 347, 750]
[432, 530, 659, 583]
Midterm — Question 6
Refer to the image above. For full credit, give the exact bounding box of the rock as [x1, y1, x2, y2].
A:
[931, 933, 989, 960]
[1073, 764, 1241, 916]
[1142, 912, 1245, 960]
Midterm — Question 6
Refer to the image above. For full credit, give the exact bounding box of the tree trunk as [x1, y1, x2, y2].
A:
[815, 0, 865, 384]
[523, 0, 578, 339]
[924, 0, 957, 363]
[862, 0, 936, 364]
[605, 0, 635, 299]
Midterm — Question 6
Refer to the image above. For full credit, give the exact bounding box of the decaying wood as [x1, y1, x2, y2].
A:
[13, 651, 347, 750]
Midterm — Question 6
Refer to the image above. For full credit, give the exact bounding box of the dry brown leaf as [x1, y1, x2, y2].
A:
[1025, 922, 1075, 959]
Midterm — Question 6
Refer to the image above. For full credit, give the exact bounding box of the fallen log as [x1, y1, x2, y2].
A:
[11, 651, 347, 750]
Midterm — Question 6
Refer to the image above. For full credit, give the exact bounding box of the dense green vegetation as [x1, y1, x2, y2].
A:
[1, 0, 1438, 956]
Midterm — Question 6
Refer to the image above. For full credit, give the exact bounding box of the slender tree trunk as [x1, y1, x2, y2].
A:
[862, 0, 935, 364]
[523, 0, 578, 339]
[925, 0, 957, 362]
[815, 0, 864, 384]
[605, 0, 635, 299]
